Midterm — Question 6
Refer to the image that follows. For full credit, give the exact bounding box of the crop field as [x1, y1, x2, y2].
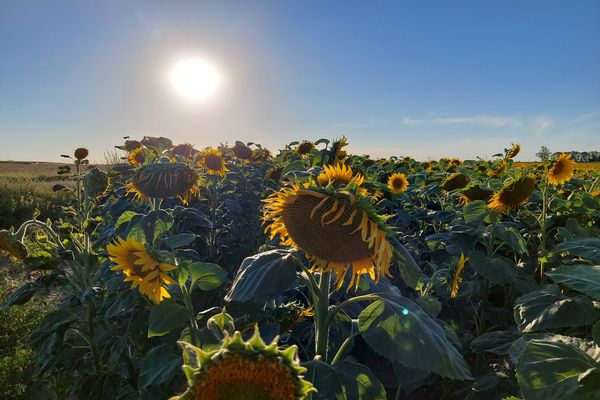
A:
[0, 137, 599, 400]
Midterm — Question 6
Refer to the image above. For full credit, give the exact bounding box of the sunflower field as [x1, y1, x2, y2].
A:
[1, 137, 599, 400]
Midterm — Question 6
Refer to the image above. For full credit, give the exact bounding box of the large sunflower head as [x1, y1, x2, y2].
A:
[107, 237, 177, 304]
[0, 229, 28, 260]
[172, 327, 314, 400]
[442, 173, 470, 192]
[387, 172, 409, 195]
[233, 141, 253, 160]
[263, 180, 394, 290]
[548, 153, 576, 185]
[124, 140, 143, 152]
[127, 162, 200, 204]
[128, 148, 147, 166]
[83, 167, 110, 199]
[172, 143, 197, 159]
[458, 184, 494, 205]
[506, 143, 521, 159]
[488, 175, 536, 213]
[295, 141, 315, 155]
[329, 135, 349, 165]
[74, 147, 89, 161]
[199, 148, 229, 176]
[316, 164, 364, 189]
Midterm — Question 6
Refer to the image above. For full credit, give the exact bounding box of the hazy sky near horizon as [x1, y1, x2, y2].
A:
[1, 0, 599, 162]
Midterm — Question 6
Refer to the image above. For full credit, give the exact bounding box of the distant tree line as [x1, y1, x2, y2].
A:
[536, 146, 600, 162]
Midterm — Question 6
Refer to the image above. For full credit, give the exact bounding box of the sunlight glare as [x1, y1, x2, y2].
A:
[169, 57, 221, 101]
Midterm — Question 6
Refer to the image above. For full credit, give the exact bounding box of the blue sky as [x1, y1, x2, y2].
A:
[1, 0, 599, 162]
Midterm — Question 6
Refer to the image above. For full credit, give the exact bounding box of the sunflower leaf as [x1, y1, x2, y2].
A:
[187, 262, 227, 291]
[148, 301, 188, 338]
[546, 264, 600, 300]
[358, 295, 473, 380]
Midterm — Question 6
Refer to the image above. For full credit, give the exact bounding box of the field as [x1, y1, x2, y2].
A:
[0, 138, 599, 400]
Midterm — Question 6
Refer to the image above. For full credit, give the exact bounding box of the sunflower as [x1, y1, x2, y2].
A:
[506, 143, 521, 159]
[387, 172, 408, 194]
[0, 229, 27, 260]
[172, 143, 197, 159]
[199, 148, 229, 176]
[172, 327, 314, 400]
[450, 158, 462, 166]
[266, 166, 284, 181]
[252, 147, 272, 162]
[107, 237, 177, 304]
[547, 153, 576, 185]
[442, 173, 470, 191]
[128, 148, 146, 166]
[127, 162, 200, 204]
[263, 178, 394, 290]
[295, 141, 315, 155]
[450, 253, 468, 299]
[458, 184, 494, 205]
[83, 167, 110, 198]
[233, 141, 253, 160]
[74, 147, 89, 160]
[487, 162, 507, 177]
[329, 135, 349, 165]
[488, 175, 536, 213]
[316, 164, 364, 189]
[124, 140, 143, 152]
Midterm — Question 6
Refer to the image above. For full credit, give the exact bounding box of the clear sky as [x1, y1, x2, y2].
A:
[1, 0, 599, 162]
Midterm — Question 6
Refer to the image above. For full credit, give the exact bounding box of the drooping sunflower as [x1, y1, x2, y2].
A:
[251, 147, 272, 163]
[263, 174, 394, 290]
[107, 237, 177, 304]
[128, 148, 146, 166]
[458, 184, 494, 205]
[127, 162, 200, 204]
[172, 327, 314, 400]
[387, 172, 409, 195]
[328, 135, 349, 165]
[266, 166, 284, 181]
[487, 162, 507, 177]
[124, 140, 143, 152]
[295, 141, 315, 155]
[547, 153, 576, 185]
[83, 167, 110, 198]
[506, 143, 521, 159]
[172, 143, 197, 159]
[199, 148, 229, 176]
[442, 173, 470, 191]
[488, 175, 536, 213]
[450, 158, 462, 166]
[233, 141, 253, 160]
[0, 229, 27, 260]
[450, 253, 468, 299]
[74, 147, 89, 160]
[317, 164, 364, 188]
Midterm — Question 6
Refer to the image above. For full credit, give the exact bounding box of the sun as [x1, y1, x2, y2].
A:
[168, 57, 221, 100]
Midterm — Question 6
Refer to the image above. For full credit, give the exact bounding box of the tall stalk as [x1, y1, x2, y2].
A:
[314, 272, 331, 359]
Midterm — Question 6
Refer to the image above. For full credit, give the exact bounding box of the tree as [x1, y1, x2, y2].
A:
[536, 146, 551, 161]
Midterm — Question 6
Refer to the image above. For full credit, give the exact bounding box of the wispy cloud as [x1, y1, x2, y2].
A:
[574, 109, 600, 123]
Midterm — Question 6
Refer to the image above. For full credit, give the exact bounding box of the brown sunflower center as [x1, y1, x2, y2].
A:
[205, 154, 224, 171]
[281, 194, 371, 264]
[131, 164, 197, 199]
[498, 178, 536, 206]
[392, 177, 404, 189]
[551, 161, 564, 175]
[194, 356, 296, 400]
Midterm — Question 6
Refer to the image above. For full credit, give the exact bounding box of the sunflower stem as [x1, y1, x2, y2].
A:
[314, 271, 331, 360]
[539, 180, 549, 283]
[182, 285, 200, 346]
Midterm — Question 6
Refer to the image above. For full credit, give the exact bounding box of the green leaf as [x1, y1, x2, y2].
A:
[470, 330, 519, 355]
[494, 224, 527, 255]
[555, 238, 600, 264]
[415, 294, 442, 317]
[333, 361, 387, 400]
[140, 210, 174, 243]
[116, 211, 138, 228]
[139, 344, 181, 389]
[468, 251, 516, 284]
[390, 237, 423, 289]
[304, 360, 385, 400]
[281, 160, 305, 177]
[593, 321, 600, 347]
[225, 249, 297, 304]
[358, 296, 473, 380]
[147, 301, 188, 338]
[0, 271, 60, 312]
[166, 233, 196, 249]
[516, 338, 600, 400]
[187, 262, 227, 291]
[392, 364, 430, 394]
[514, 285, 600, 333]
[463, 200, 488, 224]
[546, 265, 600, 300]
